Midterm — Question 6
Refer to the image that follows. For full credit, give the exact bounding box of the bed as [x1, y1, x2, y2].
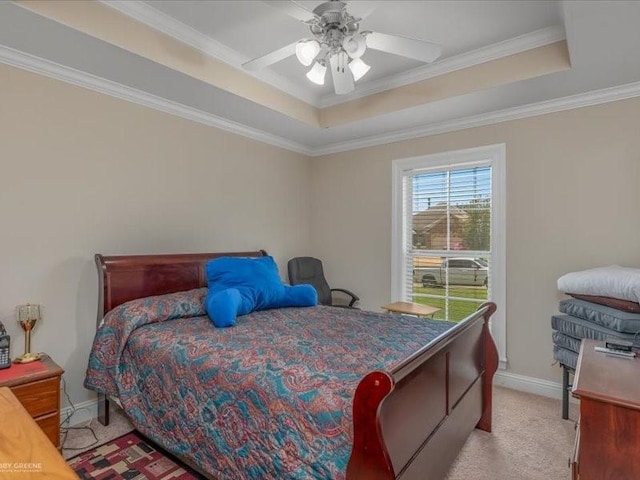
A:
[85, 250, 498, 480]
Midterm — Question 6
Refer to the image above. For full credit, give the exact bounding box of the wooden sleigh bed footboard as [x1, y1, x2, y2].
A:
[93, 251, 497, 479]
[347, 302, 497, 480]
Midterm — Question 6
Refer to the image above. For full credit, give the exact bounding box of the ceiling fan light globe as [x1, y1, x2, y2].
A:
[306, 61, 327, 85]
[348, 57, 370, 81]
[342, 33, 366, 59]
[295, 40, 320, 66]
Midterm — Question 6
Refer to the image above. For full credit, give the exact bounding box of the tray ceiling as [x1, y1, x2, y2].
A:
[2, 1, 640, 155]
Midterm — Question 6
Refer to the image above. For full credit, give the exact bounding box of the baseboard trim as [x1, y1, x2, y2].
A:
[61, 398, 98, 427]
[494, 370, 567, 400]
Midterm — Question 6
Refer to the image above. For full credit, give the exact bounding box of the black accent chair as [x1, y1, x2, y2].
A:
[287, 257, 359, 308]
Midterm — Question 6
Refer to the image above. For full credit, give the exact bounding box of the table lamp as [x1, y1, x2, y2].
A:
[15, 304, 42, 363]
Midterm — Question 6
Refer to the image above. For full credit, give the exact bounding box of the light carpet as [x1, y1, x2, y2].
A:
[62, 405, 134, 460]
[445, 387, 577, 480]
[64, 387, 578, 479]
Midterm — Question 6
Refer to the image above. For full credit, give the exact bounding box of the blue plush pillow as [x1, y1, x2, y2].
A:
[204, 256, 317, 328]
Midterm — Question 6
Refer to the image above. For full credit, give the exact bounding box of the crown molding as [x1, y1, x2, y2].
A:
[309, 80, 640, 156]
[318, 25, 567, 108]
[98, 0, 320, 106]
[3, 41, 640, 160]
[98, 1, 566, 111]
[0, 44, 313, 156]
[99, 0, 240, 65]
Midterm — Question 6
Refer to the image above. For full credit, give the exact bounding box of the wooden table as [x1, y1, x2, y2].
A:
[381, 301, 440, 318]
[0, 387, 78, 479]
[570, 339, 640, 480]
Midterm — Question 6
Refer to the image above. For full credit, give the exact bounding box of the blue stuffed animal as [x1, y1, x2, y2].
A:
[204, 256, 318, 328]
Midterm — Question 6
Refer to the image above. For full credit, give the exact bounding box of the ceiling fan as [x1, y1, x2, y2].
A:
[242, 0, 442, 95]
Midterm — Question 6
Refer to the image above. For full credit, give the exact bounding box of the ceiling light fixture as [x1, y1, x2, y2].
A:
[296, 28, 370, 91]
[295, 39, 320, 66]
[342, 33, 366, 59]
[243, 1, 442, 95]
[306, 61, 327, 85]
[294, 6, 371, 93]
[348, 57, 370, 81]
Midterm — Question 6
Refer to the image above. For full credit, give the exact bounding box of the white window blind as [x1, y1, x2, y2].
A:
[392, 144, 506, 367]
[401, 164, 492, 321]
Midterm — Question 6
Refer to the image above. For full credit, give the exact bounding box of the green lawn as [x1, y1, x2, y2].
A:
[412, 285, 486, 322]
[414, 285, 488, 300]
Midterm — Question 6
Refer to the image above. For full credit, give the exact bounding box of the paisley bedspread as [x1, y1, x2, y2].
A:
[85, 288, 455, 479]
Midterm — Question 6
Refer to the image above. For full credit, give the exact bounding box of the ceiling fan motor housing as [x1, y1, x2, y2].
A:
[312, 1, 347, 19]
[310, 1, 361, 54]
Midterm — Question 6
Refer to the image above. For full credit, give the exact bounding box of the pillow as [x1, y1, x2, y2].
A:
[204, 256, 317, 328]
[557, 265, 640, 304]
[568, 294, 640, 314]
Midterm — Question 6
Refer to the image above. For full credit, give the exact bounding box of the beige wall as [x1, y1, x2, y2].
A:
[0, 63, 312, 406]
[3, 57, 639, 410]
[310, 97, 640, 383]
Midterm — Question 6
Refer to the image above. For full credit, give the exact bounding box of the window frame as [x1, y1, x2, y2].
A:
[391, 144, 507, 369]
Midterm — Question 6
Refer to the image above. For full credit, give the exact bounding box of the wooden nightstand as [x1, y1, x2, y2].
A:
[0, 355, 64, 448]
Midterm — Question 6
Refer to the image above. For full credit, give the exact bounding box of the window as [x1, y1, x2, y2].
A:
[392, 144, 506, 368]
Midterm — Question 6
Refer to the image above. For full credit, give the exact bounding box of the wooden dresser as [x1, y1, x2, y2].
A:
[571, 339, 640, 480]
[0, 355, 64, 448]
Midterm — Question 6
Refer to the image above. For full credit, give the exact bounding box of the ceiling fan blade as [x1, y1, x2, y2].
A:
[262, 1, 317, 23]
[329, 54, 355, 95]
[347, 2, 378, 21]
[242, 42, 298, 71]
[366, 31, 442, 63]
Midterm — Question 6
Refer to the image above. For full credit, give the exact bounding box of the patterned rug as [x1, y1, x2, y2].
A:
[68, 431, 206, 479]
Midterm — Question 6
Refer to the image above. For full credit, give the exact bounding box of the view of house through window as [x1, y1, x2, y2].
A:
[406, 165, 492, 321]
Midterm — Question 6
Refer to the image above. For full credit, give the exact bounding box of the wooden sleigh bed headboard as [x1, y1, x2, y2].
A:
[95, 250, 267, 323]
[92, 250, 498, 480]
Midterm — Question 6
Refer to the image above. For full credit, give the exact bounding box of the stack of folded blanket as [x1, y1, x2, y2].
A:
[553, 265, 640, 369]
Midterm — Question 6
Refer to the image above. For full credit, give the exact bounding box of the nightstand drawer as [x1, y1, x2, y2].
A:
[36, 411, 61, 448]
[11, 377, 59, 418]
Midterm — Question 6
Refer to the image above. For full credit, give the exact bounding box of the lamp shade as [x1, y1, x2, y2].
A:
[306, 61, 327, 85]
[342, 33, 367, 59]
[17, 304, 40, 323]
[295, 40, 320, 66]
[348, 57, 371, 81]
